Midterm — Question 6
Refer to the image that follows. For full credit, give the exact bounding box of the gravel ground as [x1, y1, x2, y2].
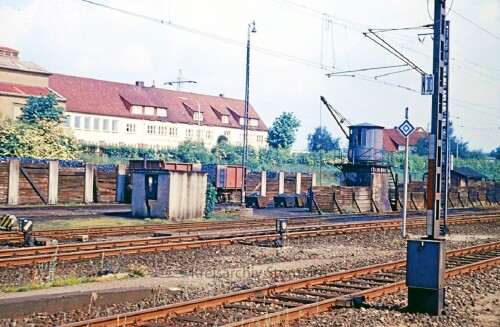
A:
[292, 266, 499, 327]
[0, 221, 498, 326]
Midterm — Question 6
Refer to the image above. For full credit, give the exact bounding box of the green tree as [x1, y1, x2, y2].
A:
[413, 136, 428, 156]
[490, 146, 500, 160]
[267, 112, 301, 150]
[172, 140, 213, 163]
[216, 135, 228, 144]
[0, 116, 79, 159]
[307, 126, 339, 152]
[211, 141, 241, 163]
[19, 93, 65, 126]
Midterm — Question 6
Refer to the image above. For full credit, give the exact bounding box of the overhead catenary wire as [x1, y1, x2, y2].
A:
[363, 30, 428, 75]
[78, 0, 418, 92]
[449, 8, 500, 41]
[269, 0, 499, 89]
[326, 64, 409, 76]
[79, 0, 496, 102]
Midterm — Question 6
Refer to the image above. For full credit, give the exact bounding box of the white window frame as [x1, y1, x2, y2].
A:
[74, 116, 81, 129]
[112, 120, 119, 133]
[102, 119, 110, 132]
[250, 119, 259, 127]
[157, 108, 167, 117]
[144, 106, 154, 115]
[147, 125, 156, 134]
[84, 117, 91, 130]
[221, 115, 229, 124]
[193, 112, 203, 121]
[169, 127, 178, 136]
[126, 123, 136, 133]
[65, 115, 71, 128]
[131, 105, 142, 114]
[93, 118, 100, 131]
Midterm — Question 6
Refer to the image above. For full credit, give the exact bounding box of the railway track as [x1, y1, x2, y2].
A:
[59, 241, 500, 327]
[0, 214, 498, 267]
[1, 208, 497, 243]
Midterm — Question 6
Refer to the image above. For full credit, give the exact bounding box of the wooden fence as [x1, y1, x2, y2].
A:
[1, 160, 118, 206]
[0, 160, 316, 206]
[312, 180, 500, 214]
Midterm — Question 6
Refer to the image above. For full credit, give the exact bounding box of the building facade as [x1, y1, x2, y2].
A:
[383, 127, 429, 153]
[0, 46, 66, 118]
[0, 46, 268, 151]
[49, 74, 268, 151]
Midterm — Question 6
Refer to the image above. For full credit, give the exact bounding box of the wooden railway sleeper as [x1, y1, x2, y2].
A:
[292, 289, 338, 298]
[271, 294, 319, 304]
[356, 276, 399, 283]
[326, 282, 372, 290]
[250, 298, 302, 308]
[312, 285, 356, 294]
[348, 278, 389, 286]
[224, 303, 278, 313]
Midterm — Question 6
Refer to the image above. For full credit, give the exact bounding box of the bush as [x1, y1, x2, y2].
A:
[205, 182, 217, 218]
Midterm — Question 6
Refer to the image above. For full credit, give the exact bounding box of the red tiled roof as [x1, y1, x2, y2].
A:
[0, 81, 61, 98]
[383, 128, 428, 152]
[0, 46, 18, 53]
[49, 74, 267, 131]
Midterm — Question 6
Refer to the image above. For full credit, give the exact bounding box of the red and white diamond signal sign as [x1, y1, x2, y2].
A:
[398, 119, 415, 138]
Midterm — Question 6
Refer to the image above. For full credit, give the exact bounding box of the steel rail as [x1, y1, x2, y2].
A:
[59, 241, 500, 327]
[1, 207, 497, 242]
[0, 219, 405, 258]
[0, 216, 498, 267]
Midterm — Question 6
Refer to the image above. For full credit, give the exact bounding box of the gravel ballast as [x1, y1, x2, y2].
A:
[0, 221, 498, 326]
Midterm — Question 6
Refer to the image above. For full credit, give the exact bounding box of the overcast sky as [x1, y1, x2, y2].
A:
[1, 0, 498, 152]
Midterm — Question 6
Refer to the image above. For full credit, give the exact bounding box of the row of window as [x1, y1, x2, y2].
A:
[131, 105, 167, 117]
[67, 115, 119, 132]
[67, 115, 265, 143]
[129, 105, 259, 127]
[239, 118, 259, 127]
[185, 129, 214, 139]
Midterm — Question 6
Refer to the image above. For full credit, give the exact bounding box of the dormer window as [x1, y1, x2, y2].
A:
[250, 119, 259, 127]
[131, 105, 142, 114]
[144, 106, 154, 115]
[157, 108, 167, 117]
[194, 112, 203, 121]
[239, 117, 245, 125]
[221, 115, 229, 124]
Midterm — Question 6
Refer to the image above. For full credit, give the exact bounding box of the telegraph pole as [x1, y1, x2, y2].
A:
[406, 0, 447, 315]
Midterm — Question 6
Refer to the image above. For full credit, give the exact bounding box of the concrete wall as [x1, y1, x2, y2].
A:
[131, 170, 207, 220]
[371, 172, 392, 212]
[168, 171, 207, 220]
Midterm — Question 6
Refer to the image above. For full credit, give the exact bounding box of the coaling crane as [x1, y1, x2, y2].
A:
[320, 96, 352, 141]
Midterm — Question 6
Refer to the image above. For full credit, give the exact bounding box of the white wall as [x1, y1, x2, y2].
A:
[65, 112, 268, 150]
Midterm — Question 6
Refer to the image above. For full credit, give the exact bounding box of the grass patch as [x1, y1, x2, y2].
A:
[2, 274, 130, 293]
[34, 217, 174, 231]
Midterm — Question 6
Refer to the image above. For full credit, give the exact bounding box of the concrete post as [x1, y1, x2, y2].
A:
[311, 173, 317, 187]
[8, 160, 19, 205]
[192, 163, 202, 172]
[48, 160, 59, 204]
[115, 164, 126, 203]
[260, 171, 267, 196]
[278, 172, 285, 194]
[295, 172, 302, 194]
[84, 163, 94, 204]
